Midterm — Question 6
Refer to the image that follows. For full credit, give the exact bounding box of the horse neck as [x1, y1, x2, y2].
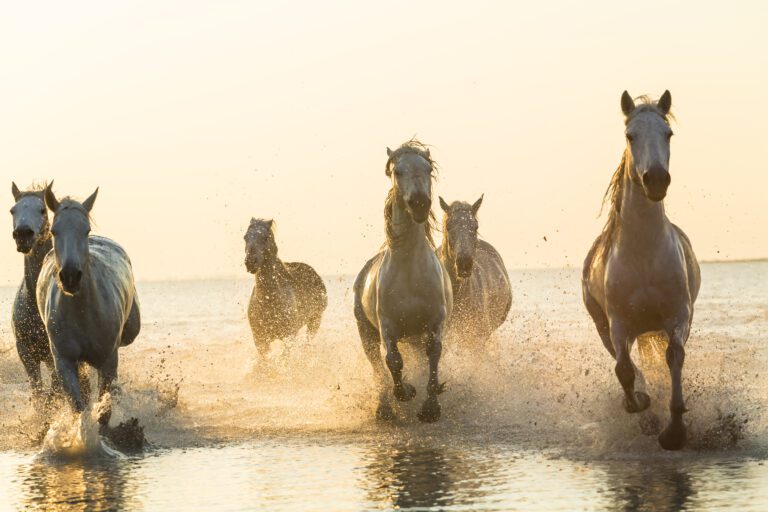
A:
[23, 236, 52, 291]
[439, 240, 460, 288]
[617, 157, 669, 246]
[254, 255, 289, 290]
[387, 193, 431, 257]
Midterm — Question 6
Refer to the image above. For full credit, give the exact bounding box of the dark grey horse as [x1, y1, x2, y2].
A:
[37, 185, 141, 429]
[582, 91, 700, 450]
[10, 182, 58, 409]
[437, 195, 511, 343]
[353, 140, 453, 422]
[245, 218, 327, 355]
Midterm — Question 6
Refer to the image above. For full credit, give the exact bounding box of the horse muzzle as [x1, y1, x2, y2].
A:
[455, 256, 474, 279]
[59, 266, 83, 294]
[245, 256, 261, 274]
[12, 226, 36, 254]
[407, 195, 431, 224]
[641, 168, 671, 202]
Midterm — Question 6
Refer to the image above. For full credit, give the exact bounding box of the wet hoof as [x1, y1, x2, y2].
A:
[394, 383, 416, 402]
[375, 402, 395, 422]
[623, 391, 651, 413]
[658, 421, 687, 450]
[417, 397, 441, 423]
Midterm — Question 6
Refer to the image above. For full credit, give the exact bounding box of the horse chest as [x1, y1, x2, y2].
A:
[249, 286, 299, 336]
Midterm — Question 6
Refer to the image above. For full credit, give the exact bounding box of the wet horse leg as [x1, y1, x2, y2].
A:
[97, 350, 119, 428]
[16, 341, 45, 411]
[418, 326, 445, 423]
[53, 353, 86, 413]
[354, 307, 393, 419]
[380, 321, 416, 402]
[658, 317, 689, 450]
[610, 321, 650, 413]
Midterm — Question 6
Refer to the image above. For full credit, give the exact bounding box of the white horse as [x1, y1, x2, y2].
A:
[353, 140, 453, 422]
[582, 91, 700, 450]
[37, 185, 141, 430]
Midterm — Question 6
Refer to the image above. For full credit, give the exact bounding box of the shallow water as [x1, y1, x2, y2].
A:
[0, 263, 766, 510]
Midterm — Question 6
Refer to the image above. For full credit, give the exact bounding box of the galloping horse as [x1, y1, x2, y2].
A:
[10, 182, 58, 409]
[244, 218, 327, 355]
[353, 140, 453, 422]
[582, 91, 700, 450]
[37, 185, 141, 429]
[437, 195, 511, 343]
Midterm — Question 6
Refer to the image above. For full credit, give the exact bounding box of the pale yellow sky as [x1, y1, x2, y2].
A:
[1, 1, 766, 284]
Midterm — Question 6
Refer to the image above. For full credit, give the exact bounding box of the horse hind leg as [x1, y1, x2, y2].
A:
[305, 308, 323, 340]
[354, 305, 394, 420]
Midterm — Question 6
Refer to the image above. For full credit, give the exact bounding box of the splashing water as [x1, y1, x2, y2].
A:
[40, 394, 125, 459]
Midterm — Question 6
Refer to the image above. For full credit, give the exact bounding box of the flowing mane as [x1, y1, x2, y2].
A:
[383, 139, 438, 248]
[597, 96, 673, 259]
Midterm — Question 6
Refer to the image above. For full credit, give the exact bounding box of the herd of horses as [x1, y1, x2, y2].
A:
[8, 90, 700, 451]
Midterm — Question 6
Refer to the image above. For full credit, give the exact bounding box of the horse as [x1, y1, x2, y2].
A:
[437, 195, 512, 343]
[353, 139, 453, 422]
[244, 218, 327, 356]
[37, 184, 141, 430]
[582, 90, 700, 450]
[10, 182, 59, 410]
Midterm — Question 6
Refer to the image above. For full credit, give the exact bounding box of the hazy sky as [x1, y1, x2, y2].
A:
[1, 1, 766, 284]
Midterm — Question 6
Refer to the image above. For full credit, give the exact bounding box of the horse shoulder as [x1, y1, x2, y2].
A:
[354, 251, 385, 327]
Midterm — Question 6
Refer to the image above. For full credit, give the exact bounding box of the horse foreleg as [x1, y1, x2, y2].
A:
[97, 351, 118, 428]
[380, 322, 416, 403]
[610, 321, 650, 413]
[53, 354, 86, 413]
[659, 318, 689, 450]
[355, 308, 393, 420]
[418, 327, 445, 423]
[17, 346, 45, 412]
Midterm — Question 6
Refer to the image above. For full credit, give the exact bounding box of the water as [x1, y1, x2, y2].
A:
[0, 262, 766, 510]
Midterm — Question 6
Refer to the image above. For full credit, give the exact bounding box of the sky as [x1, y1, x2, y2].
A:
[1, 1, 766, 284]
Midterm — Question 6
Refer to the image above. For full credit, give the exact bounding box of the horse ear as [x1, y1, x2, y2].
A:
[11, 182, 21, 200]
[621, 91, 635, 116]
[44, 182, 60, 212]
[439, 196, 449, 212]
[82, 187, 99, 212]
[657, 90, 672, 115]
[471, 194, 484, 216]
[267, 219, 274, 228]
[386, 147, 393, 157]
[423, 148, 430, 158]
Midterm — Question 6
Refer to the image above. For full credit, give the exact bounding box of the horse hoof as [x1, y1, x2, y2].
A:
[623, 391, 651, 413]
[658, 422, 687, 450]
[375, 403, 395, 421]
[417, 397, 441, 423]
[394, 383, 416, 402]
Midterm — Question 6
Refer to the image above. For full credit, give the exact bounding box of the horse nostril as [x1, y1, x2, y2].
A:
[13, 227, 33, 240]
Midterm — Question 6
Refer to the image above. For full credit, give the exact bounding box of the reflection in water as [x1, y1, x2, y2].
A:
[17, 456, 140, 511]
[599, 461, 695, 511]
[1, 441, 767, 510]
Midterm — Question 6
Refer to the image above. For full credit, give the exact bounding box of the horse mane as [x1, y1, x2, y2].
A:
[597, 95, 673, 260]
[383, 138, 438, 248]
[16, 182, 46, 200]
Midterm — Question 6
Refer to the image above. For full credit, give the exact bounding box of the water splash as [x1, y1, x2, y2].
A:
[40, 395, 125, 459]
